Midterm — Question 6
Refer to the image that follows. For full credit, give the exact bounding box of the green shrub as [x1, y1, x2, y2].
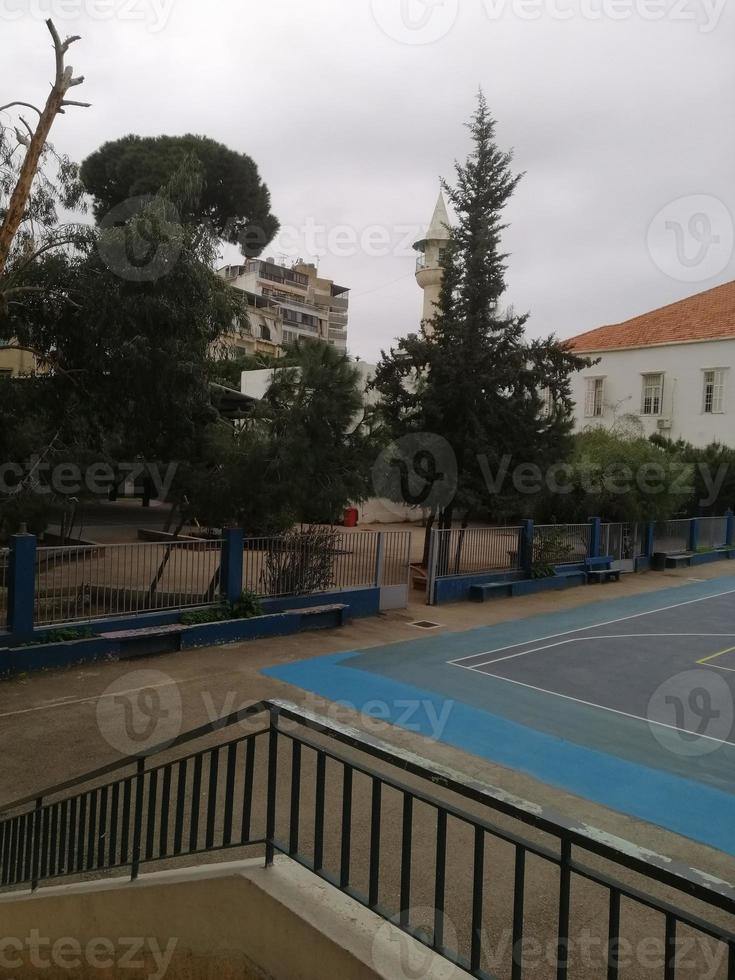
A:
[180, 591, 263, 626]
[22, 626, 93, 647]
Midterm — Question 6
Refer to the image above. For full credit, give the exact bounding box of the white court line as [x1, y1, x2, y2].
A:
[449, 587, 735, 668]
[452, 663, 733, 747]
[471, 634, 735, 670]
[0, 678, 182, 721]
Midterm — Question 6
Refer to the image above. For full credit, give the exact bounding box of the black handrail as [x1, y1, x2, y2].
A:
[1, 699, 733, 980]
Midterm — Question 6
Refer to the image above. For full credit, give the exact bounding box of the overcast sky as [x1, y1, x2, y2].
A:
[4, 0, 734, 361]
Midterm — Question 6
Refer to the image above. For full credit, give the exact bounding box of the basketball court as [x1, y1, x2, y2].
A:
[264, 576, 735, 856]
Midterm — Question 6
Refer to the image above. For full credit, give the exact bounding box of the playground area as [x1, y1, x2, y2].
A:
[2, 561, 735, 978]
[266, 574, 735, 857]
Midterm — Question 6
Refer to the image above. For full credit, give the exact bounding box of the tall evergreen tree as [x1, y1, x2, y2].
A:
[373, 93, 590, 558]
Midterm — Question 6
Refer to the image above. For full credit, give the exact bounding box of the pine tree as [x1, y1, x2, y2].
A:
[373, 92, 590, 561]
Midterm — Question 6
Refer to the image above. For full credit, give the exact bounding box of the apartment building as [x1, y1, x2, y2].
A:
[218, 258, 349, 353]
[0, 343, 34, 378]
[566, 280, 735, 447]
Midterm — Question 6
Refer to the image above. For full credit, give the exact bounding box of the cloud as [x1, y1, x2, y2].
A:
[3, 0, 733, 360]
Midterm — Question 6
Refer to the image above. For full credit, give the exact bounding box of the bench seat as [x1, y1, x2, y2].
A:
[284, 603, 349, 627]
[469, 570, 587, 602]
[586, 568, 621, 584]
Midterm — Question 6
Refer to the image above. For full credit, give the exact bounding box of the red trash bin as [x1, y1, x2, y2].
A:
[343, 507, 359, 527]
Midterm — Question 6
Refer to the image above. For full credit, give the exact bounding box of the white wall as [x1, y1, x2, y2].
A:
[569, 340, 735, 447]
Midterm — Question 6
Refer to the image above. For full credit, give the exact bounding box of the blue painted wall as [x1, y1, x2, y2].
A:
[262, 587, 380, 618]
[0, 587, 381, 678]
[434, 571, 521, 605]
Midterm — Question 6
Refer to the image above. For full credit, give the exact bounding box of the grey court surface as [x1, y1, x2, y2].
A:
[266, 578, 735, 854]
[450, 589, 735, 748]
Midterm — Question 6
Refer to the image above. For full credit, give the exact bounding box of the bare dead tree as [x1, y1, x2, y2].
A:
[0, 19, 90, 279]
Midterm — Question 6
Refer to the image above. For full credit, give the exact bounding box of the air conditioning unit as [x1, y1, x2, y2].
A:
[657, 418, 672, 430]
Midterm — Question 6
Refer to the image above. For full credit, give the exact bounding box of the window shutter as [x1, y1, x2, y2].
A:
[584, 379, 595, 417]
[713, 370, 725, 414]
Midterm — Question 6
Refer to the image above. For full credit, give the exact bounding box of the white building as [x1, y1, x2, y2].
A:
[566, 280, 735, 447]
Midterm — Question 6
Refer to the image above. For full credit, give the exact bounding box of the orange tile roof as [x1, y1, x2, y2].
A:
[565, 280, 735, 352]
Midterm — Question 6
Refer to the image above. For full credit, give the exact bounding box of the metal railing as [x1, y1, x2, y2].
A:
[34, 539, 223, 626]
[698, 516, 728, 551]
[533, 524, 591, 565]
[601, 522, 645, 563]
[379, 530, 412, 587]
[1, 701, 733, 979]
[653, 519, 691, 555]
[432, 526, 523, 579]
[242, 531, 380, 599]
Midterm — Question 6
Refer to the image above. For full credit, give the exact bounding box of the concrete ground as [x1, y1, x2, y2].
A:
[2, 561, 735, 977]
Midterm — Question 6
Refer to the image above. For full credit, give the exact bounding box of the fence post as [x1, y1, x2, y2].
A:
[265, 705, 280, 867]
[726, 510, 734, 547]
[688, 517, 699, 554]
[221, 527, 244, 604]
[644, 522, 656, 559]
[374, 532, 386, 588]
[7, 532, 37, 640]
[587, 517, 602, 559]
[426, 528, 438, 606]
[520, 520, 534, 576]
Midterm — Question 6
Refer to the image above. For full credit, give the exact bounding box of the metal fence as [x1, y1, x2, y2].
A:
[698, 516, 728, 551]
[0, 548, 7, 631]
[653, 520, 691, 555]
[379, 530, 412, 587]
[533, 524, 591, 565]
[242, 531, 380, 599]
[601, 523, 645, 565]
[432, 526, 523, 579]
[1, 701, 733, 979]
[34, 540, 223, 627]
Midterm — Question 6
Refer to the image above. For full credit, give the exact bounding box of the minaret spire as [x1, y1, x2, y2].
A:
[413, 191, 451, 333]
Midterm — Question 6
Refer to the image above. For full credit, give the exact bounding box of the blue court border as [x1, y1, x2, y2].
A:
[264, 576, 735, 856]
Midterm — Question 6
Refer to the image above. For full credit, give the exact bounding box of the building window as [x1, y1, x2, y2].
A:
[539, 387, 553, 418]
[641, 373, 664, 416]
[584, 377, 605, 418]
[703, 369, 726, 414]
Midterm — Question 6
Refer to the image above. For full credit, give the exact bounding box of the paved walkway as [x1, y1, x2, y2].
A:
[1, 561, 735, 889]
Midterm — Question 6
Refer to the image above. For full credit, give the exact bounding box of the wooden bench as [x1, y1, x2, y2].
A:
[470, 570, 587, 602]
[652, 551, 692, 570]
[101, 603, 350, 658]
[586, 568, 621, 584]
[100, 623, 184, 658]
[469, 582, 513, 602]
[285, 603, 349, 627]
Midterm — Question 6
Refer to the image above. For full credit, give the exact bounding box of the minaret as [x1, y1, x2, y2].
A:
[413, 192, 451, 333]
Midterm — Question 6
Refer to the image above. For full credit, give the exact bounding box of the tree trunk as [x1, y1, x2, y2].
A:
[0, 21, 88, 279]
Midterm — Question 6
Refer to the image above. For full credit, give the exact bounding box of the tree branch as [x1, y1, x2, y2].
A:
[18, 117, 34, 140]
[0, 101, 43, 117]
